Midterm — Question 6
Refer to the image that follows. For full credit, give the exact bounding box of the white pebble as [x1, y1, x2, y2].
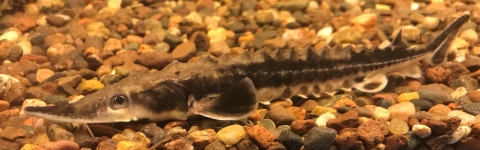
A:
[18, 40, 32, 55]
[448, 110, 476, 126]
[121, 128, 136, 140]
[450, 87, 467, 99]
[448, 126, 471, 144]
[412, 124, 431, 138]
[459, 29, 478, 44]
[317, 26, 333, 39]
[0, 74, 19, 94]
[374, 107, 390, 120]
[216, 124, 245, 147]
[0, 30, 19, 41]
[411, 3, 420, 10]
[108, 0, 122, 9]
[316, 112, 336, 127]
[423, 16, 439, 30]
[19, 99, 47, 117]
[36, 15, 48, 26]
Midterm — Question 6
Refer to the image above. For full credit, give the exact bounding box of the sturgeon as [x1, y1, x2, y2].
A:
[24, 12, 470, 123]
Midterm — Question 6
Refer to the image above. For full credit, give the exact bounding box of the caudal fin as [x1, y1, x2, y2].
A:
[190, 77, 258, 120]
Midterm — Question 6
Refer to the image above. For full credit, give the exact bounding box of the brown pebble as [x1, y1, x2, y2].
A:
[290, 120, 316, 136]
[39, 82, 58, 94]
[236, 137, 260, 150]
[444, 116, 461, 134]
[266, 142, 287, 150]
[357, 120, 388, 149]
[425, 66, 451, 83]
[247, 125, 275, 149]
[300, 100, 318, 112]
[286, 107, 306, 120]
[454, 137, 480, 149]
[426, 134, 449, 150]
[172, 41, 196, 62]
[334, 128, 358, 150]
[384, 135, 408, 150]
[267, 105, 296, 126]
[333, 97, 358, 109]
[428, 104, 451, 116]
[164, 121, 189, 130]
[425, 119, 447, 135]
[326, 110, 359, 131]
[471, 121, 480, 138]
[96, 141, 116, 150]
[43, 140, 80, 150]
[466, 90, 480, 103]
[372, 93, 398, 104]
[0, 100, 10, 112]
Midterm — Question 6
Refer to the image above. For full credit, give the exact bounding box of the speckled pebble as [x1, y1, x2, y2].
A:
[303, 127, 336, 150]
[462, 103, 480, 116]
[277, 130, 303, 150]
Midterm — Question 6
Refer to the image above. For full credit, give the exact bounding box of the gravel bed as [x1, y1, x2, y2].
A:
[1, 0, 480, 150]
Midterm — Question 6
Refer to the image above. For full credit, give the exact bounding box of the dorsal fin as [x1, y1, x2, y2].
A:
[391, 28, 409, 47]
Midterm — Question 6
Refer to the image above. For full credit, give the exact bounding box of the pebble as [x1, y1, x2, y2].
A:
[428, 104, 451, 116]
[448, 110, 476, 126]
[412, 124, 432, 138]
[387, 102, 416, 121]
[388, 118, 409, 135]
[290, 120, 315, 136]
[277, 130, 303, 150]
[117, 141, 146, 149]
[373, 106, 390, 120]
[357, 120, 388, 149]
[334, 128, 358, 150]
[384, 134, 409, 150]
[0, 100, 10, 112]
[326, 110, 359, 131]
[397, 92, 419, 102]
[409, 99, 433, 111]
[188, 130, 215, 149]
[448, 125, 471, 144]
[267, 105, 296, 126]
[216, 124, 245, 147]
[247, 125, 275, 148]
[43, 140, 80, 150]
[303, 127, 336, 150]
[463, 103, 480, 116]
[315, 112, 335, 127]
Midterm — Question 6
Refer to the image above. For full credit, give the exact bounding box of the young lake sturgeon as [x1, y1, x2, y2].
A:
[23, 12, 470, 123]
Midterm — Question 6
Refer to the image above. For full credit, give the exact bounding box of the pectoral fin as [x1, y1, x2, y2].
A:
[398, 65, 422, 78]
[190, 77, 258, 120]
[353, 73, 388, 93]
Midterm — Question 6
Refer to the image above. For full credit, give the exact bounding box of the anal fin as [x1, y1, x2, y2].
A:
[398, 65, 422, 78]
[190, 77, 258, 120]
[353, 73, 388, 93]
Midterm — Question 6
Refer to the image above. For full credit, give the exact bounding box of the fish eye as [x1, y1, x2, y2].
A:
[110, 94, 127, 108]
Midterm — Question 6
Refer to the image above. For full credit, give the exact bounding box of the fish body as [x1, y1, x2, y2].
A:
[24, 12, 471, 123]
